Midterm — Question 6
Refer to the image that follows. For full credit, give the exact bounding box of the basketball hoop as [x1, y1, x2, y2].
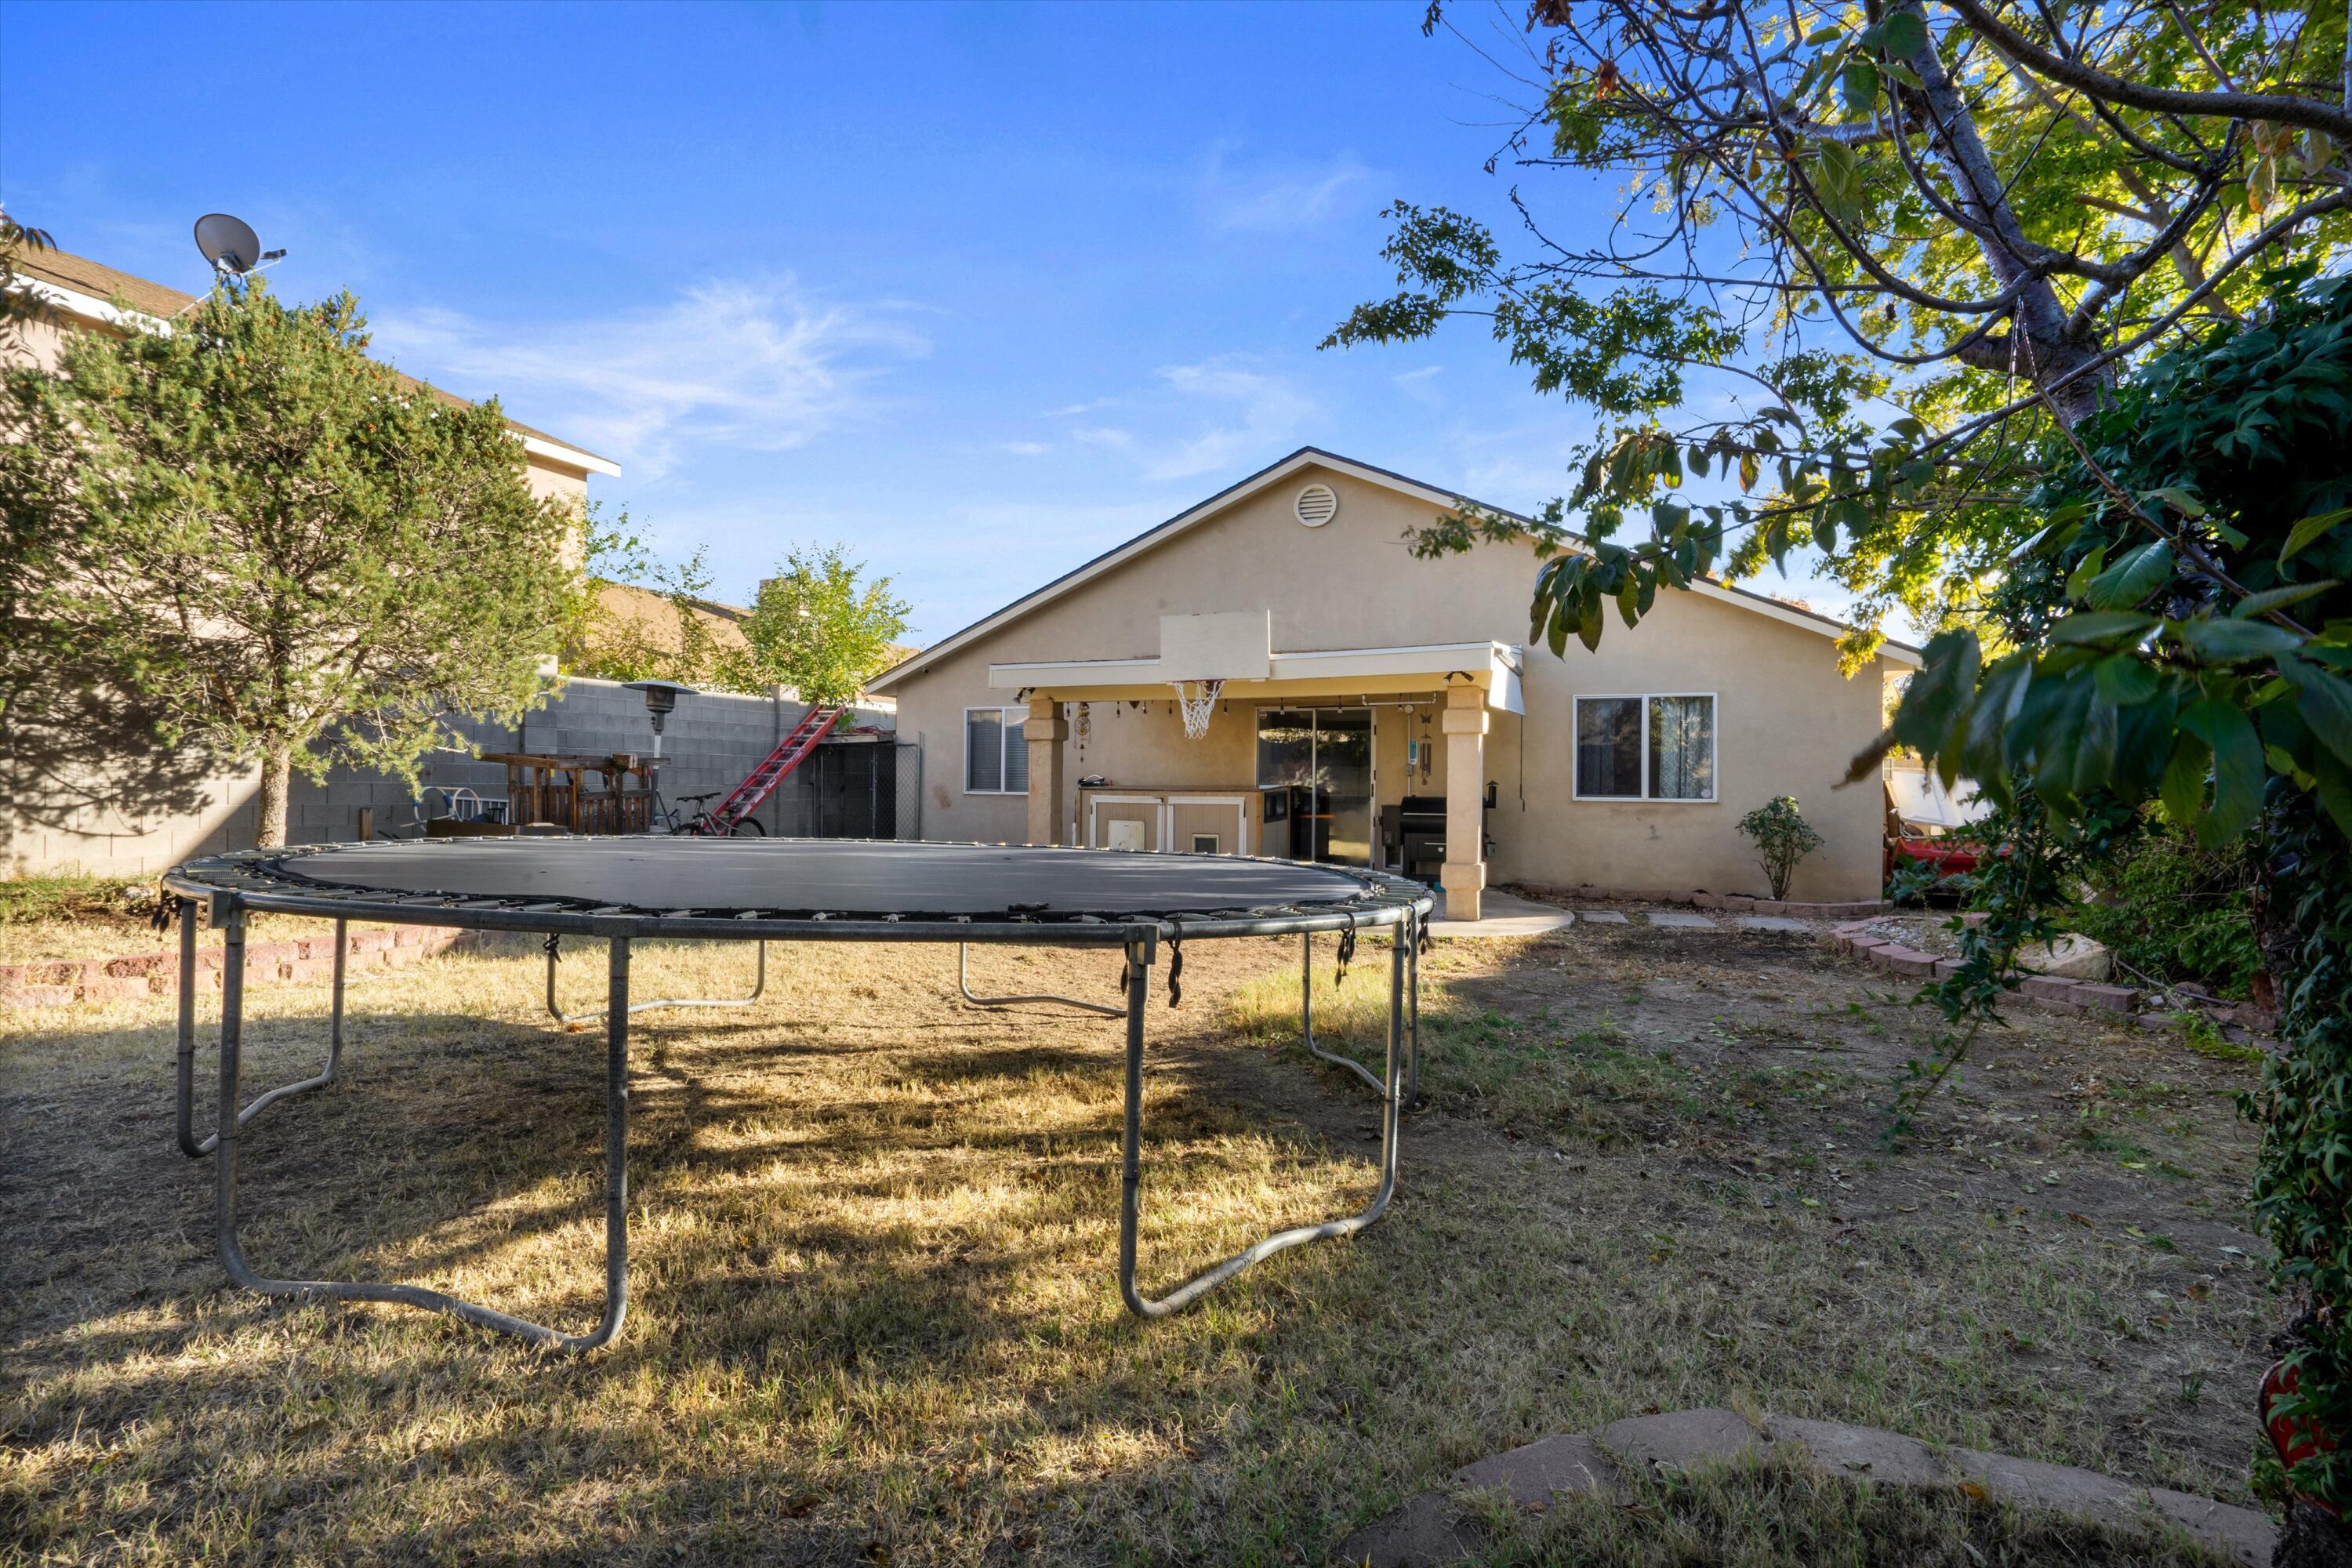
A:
[1170, 679, 1224, 740]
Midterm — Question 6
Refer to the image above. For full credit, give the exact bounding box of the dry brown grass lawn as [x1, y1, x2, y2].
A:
[0, 917, 2270, 1564]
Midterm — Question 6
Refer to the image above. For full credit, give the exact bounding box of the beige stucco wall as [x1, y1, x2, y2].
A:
[888, 460, 1893, 902]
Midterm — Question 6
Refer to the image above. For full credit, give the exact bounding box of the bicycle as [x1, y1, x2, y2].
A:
[656, 789, 767, 837]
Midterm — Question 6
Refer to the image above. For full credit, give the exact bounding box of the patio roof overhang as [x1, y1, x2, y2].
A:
[987, 640, 1526, 714]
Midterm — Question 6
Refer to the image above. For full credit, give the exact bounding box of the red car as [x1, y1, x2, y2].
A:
[1886, 827, 1984, 881]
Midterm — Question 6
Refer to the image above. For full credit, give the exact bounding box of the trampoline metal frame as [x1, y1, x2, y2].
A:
[956, 941, 1124, 1017]
[544, 932, 769, 1025]
[176, 911, 349, 1159]
[164, 840, 1429, 1352]
[1298, 929, 1422, 1106]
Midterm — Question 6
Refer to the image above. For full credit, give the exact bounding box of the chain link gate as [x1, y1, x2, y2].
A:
[766, 740, 923, 840]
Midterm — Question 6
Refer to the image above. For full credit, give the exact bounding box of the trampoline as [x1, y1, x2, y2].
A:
[164, 837, 1432, 1352]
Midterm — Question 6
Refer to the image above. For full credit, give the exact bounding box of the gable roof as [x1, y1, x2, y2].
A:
[11, 245, 621, 477]
[869, 446, 1920, 692]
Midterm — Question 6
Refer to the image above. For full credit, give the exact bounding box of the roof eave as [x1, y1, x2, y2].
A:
[8, 271, 622, 479]
[869, 445, 1917, 689]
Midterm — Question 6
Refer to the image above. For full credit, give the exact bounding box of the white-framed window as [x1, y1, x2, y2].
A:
[964, 706, 1030, 794]
[1573, 694, 1716, 802]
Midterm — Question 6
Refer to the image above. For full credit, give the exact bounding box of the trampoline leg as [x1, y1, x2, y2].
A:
[178, 909, 349, 1160]
[1407, 909, 1421, 1106]
[214, 916, 630, 1352]
[957, 942, 1123, 1017]
[1119, 926, 1404, 1319]
[546, 934, 766, 1023]
[1299, 930, 1385, 1098]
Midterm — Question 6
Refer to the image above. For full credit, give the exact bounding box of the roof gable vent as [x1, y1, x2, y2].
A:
[1294, 482, 1339, 527]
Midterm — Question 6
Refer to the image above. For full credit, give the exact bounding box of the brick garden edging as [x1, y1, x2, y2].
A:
[1826, 921, 2281, 1036]
[1830, 920, 2144, 1017]
[1513, 882, 1889, 920]
[1336, 1406, 2272, 1566]
[0, 924, 465, 1011]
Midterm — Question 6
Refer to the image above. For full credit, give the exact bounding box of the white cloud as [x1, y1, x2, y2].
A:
[1052, 358, 1317, 483]
[1199, 147, 1374, 231]
[1001, 441, 1050, 456]
[372, 277, 928, 478]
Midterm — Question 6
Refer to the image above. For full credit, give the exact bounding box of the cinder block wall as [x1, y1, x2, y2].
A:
[2, 678, 902, 877]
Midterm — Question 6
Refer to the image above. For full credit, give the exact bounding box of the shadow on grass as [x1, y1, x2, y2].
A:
[0, 924, 2278, 1566]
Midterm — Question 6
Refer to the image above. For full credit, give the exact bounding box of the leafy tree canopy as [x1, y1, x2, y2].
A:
[565, 513, 741, 688]
[1, 275, 588, 846]
[1330, 0, 2352, 661]
[1879, 264, 2352, 1527]
[732, 545, 911, 708]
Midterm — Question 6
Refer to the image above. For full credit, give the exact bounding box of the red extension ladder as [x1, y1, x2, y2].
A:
[692, 704, 844, 835]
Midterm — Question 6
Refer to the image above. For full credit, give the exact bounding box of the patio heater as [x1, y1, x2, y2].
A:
[624, 680, 696, 759]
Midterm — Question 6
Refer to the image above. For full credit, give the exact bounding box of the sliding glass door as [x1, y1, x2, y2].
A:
[1255, 707, 1374, 866]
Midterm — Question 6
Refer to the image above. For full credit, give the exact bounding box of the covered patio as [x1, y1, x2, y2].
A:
[992, 612, 1525, 923]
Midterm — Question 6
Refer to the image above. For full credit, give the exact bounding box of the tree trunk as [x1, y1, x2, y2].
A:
[1897, 0, 2111, 425]
[254, 742, 292, 848]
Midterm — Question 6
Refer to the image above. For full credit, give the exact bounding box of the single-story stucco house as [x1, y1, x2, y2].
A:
[869, 448, 1919, 920]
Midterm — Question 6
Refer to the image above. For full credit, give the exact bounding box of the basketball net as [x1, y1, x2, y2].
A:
[1170, 679, 1224, 740]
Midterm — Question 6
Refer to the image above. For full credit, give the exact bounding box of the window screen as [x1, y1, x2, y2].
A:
[1003, 713, 1029, 792]
[964, 707, 1026, 793]
[964, 710, 1001, 792]
[1648, 695, 1715, 800]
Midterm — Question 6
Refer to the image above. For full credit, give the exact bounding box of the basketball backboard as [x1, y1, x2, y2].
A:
[1157, 611, 1271, 681]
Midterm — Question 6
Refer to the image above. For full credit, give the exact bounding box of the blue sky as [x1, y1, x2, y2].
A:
[2, 0, 1855, 644]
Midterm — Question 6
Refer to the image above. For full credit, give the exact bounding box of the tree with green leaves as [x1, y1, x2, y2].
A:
[0, 205, 56, 354]
[1335, 5, 2352, 1541]
[565, 507, 739, 687]
[1329, 1, 2352, 659]
[728, 545, 910, 708]
[0, 275, 587, 848]
[1871, 260, 2352, 1552]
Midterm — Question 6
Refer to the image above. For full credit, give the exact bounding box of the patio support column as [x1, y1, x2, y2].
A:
[1441, 684, 1487, 923]
[1025, 695, 1067, 847]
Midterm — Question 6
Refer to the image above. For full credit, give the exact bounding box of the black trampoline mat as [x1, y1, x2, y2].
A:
[270, 837, 1382, 917]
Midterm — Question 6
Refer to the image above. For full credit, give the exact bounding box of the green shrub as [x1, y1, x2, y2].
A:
[2071, 812, 2259, 997]
[1737, 796, 1824, 901]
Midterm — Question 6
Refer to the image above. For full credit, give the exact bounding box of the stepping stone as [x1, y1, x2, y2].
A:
[1334, 1491, 1475, 1568]
[1737, 915, 1810, 932]
[1641, 909, 1718, 928]
[1575, 909, 1629, 924]
[1452, 1433, 1617, 1507]
[2148, 1486, 2276, 1566]
[1335, 1406, 2275, 1568]
[1594, 1406, 1757, 1468]
[1765, 1415, 1948, 1486]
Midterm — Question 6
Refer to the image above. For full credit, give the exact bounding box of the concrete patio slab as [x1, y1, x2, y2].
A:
[1641, 909, 1719, 929]
[1736, 915, 1811, 932]
[1429, 890, 1574, 938]
[1575, 909, 1630, 924]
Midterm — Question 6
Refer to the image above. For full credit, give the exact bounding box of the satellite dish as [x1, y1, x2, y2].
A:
[194, 212, 268, 275]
